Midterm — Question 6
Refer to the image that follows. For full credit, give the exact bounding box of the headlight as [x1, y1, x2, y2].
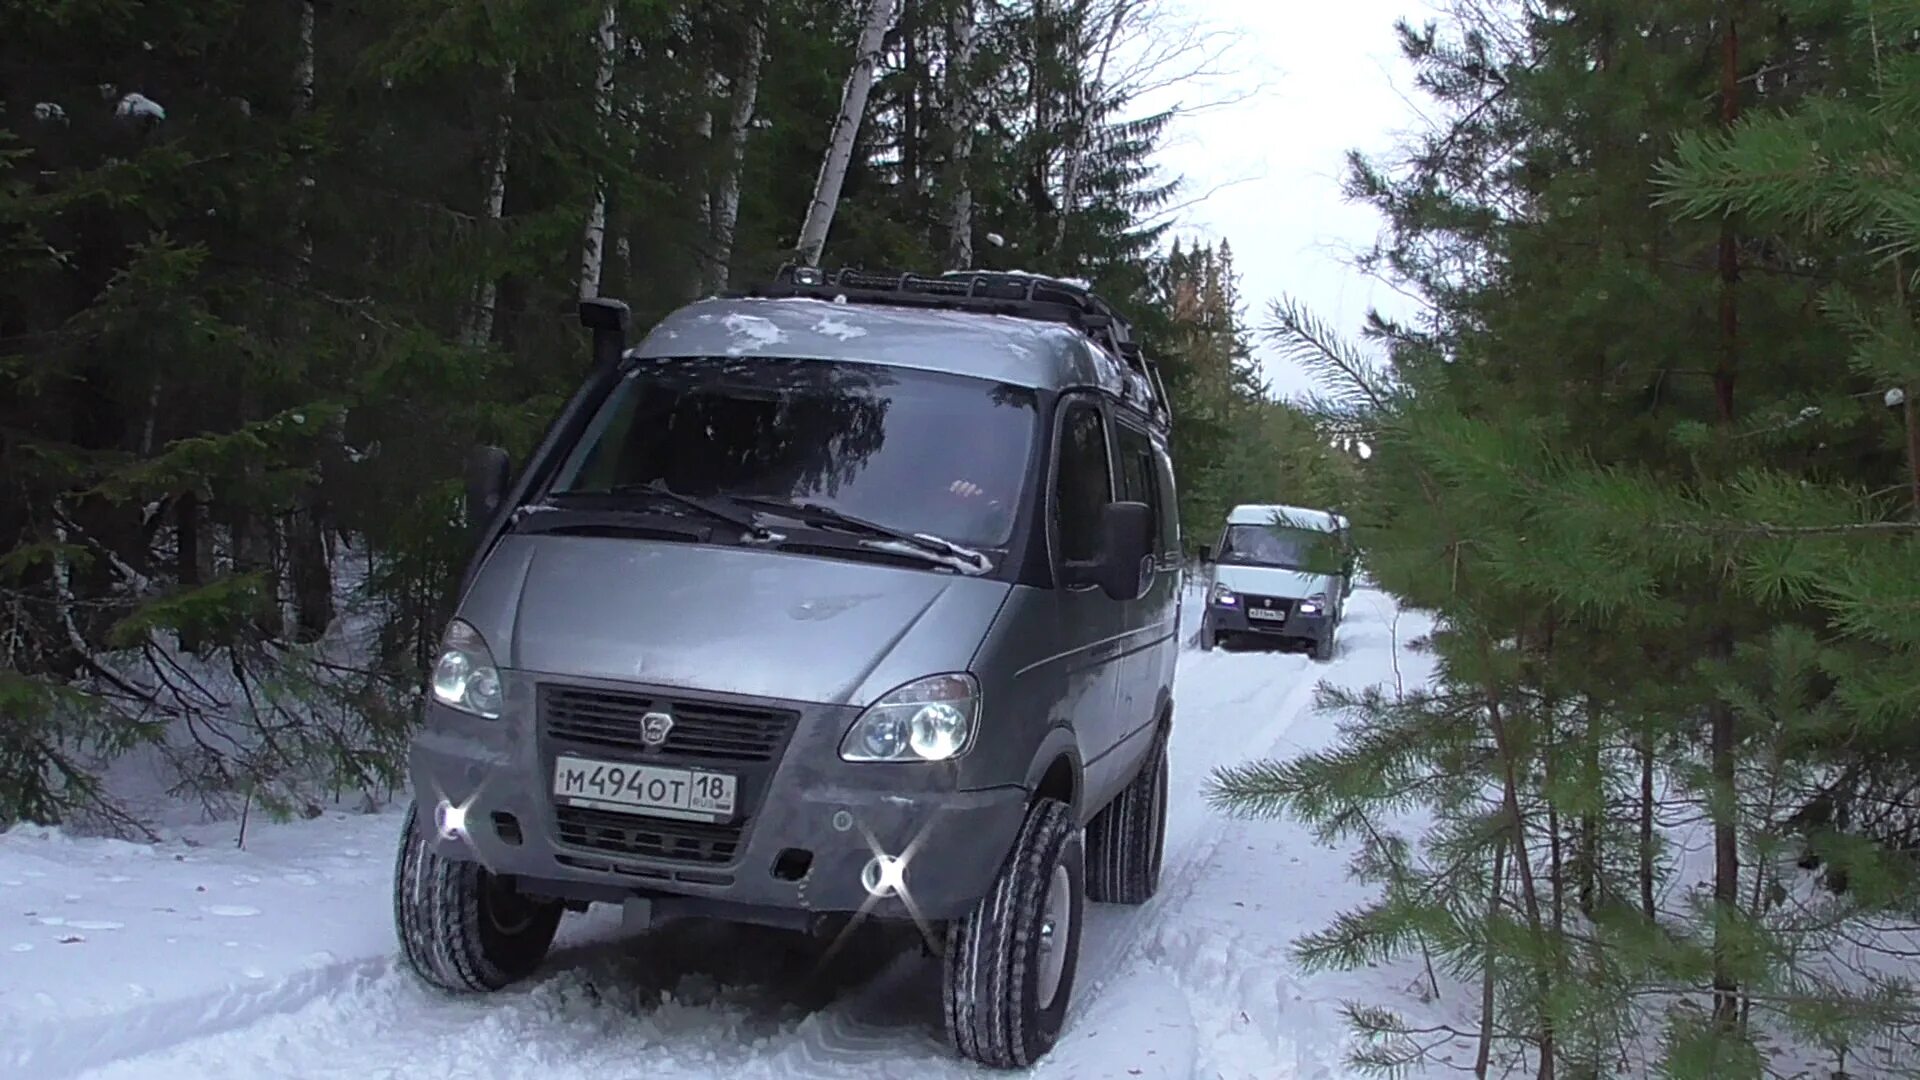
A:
[841, 673, 979, 763]
[1298, 594, 1328, 616]
[1210, 582, 1237, 605]
[430, 619, 504, 719]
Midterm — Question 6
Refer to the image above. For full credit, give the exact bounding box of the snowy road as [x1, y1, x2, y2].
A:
[5, 589, 1443, 1080]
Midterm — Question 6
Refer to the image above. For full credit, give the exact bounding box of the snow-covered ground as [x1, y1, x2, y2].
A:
[3, 588, 1445, 1080]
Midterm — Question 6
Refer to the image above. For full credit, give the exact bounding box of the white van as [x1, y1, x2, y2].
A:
[1196, 504, 1352, 660]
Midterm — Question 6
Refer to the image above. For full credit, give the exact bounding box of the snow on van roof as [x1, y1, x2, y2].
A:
[1227, 504, 1347, 531]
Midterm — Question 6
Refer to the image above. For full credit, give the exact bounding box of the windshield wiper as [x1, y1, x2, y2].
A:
[583, 481, 773, 538]
[728, 496, 992, 575]
[508, 504, 711, 542]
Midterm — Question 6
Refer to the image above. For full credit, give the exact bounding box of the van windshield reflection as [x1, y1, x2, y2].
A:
[1219, 524, 1342, 574]
[546, 357, 1039, 550]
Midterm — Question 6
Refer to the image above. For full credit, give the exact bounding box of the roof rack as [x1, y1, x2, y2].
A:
[744, 264, 1171, 430]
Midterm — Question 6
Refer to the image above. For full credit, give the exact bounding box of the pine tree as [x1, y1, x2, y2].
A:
[1, 0, 1270, 842]
[1211, 1, 1920, 1075]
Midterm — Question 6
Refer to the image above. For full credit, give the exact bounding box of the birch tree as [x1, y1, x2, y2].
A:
[794, 0, 901, 266]
[287, 0, 334, 641]
[942, 0, 981, 269]
[705, 0, 770, 293]
[1052, 0, 1130, 253]
[466, 62, 516, 346]
[578, 0, 618, 300]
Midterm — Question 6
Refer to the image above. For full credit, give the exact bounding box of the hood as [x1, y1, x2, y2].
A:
[1211, 562, 1336, 601]
[457, 535, 1011, 708]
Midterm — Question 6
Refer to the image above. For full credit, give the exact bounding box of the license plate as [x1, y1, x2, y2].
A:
[1247, 607, 1286, 622]
[551, 754, 737, 823]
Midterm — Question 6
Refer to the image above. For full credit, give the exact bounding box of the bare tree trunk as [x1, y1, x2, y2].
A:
[1710, 0, 1743, 1033]
[466, 62, 516, 346]
[943, 0, 980, 270]
[1475, 841, 1507, 1079]
[688, 69, 728, 295]
[1486, 689, 1555, 1080]
[795, 0, 900, 266]
[1639, 716, 1657, 920]
[578, 0, 617, 300]
[1052, 0, 1130, 254]
[288, 0, 332, 642]
[1905, 383, 1919, 519]
[1576, 695, 1600, 917]
[707, 1, 770, 293]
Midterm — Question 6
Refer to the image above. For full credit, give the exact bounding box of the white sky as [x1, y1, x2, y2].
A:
[1133, 0, 1444, 400]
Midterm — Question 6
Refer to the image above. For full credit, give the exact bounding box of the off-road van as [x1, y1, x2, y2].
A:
[392, 267, 1181, 1068]
[1196, 503, 1351, 660]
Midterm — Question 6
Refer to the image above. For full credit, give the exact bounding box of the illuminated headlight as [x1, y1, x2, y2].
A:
[430, 618, 504, 719]
[841, 673, 979, 763]
[1298, 595, 1328, 616]
[1210, 583, 1237, 606]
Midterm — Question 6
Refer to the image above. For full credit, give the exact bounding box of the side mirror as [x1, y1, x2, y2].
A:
[464, 445, 512, 528]
[1095, 501, 1154, 601]
[1196, 543, 1214, 564]
[579, 297, 633, 368]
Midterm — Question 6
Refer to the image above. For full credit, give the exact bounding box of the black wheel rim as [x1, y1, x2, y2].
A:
[481, 872, 541, 936]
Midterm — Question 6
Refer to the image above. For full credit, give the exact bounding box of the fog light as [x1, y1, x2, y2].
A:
[861, 853, 907, 898]
[435, 798, 469, 840]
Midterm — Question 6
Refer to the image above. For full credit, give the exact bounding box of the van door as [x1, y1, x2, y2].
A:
[1110, 415, 1178, 749]
[1048, 395, 1128, 810]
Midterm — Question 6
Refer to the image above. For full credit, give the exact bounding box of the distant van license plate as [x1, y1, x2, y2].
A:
[552, 755, 737, 822]
[1248, 608, 1286, 622]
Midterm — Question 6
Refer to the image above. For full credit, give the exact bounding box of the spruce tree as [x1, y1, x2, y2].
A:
[1211, 2, 1920, 1075]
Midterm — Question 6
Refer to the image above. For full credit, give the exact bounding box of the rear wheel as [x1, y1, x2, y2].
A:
[1085, 727, 1168, 904]
[943, 797, 1084, 1069]
[393, 800, 563, 992]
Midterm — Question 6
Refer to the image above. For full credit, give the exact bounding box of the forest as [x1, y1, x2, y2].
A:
[10, 0, 1920, 1076]
[1, 0, 1341, 832]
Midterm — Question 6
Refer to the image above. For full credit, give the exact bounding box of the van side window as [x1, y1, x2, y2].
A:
[1113, 420, 1163, 552]
[1152, 443, 1179, 553]
[1054, 401, 1112, 564]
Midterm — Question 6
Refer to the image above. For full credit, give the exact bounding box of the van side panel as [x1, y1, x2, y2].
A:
[961, 585, 1092, 806]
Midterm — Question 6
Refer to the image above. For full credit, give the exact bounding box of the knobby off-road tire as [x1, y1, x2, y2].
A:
[1311, 627, 1336, 663]
[1084, 728, 1168, 905]
[393, 800, 562, 992]
[942, 797, 1085, 1069]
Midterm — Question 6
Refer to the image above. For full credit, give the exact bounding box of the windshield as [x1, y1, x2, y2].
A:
[546, 357, 1039, 549]
[1219, 523, 1343, 573]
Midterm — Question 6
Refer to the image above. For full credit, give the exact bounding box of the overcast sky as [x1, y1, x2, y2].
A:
[1130, 0, 1444, 400]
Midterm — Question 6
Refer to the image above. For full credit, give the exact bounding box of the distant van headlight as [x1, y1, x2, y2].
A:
[841, 673, 979, 763]
[1298, 594, 1328, 616]
[430, 618, 504, 720]
[1209, 582, 1237, 606]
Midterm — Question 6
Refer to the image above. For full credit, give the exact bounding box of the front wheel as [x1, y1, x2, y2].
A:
[393, 800, 563, 992]
[1199, 621, 1217, 651]
[943, 797, 1085, 1069]
[1311, 630, 1335, 663]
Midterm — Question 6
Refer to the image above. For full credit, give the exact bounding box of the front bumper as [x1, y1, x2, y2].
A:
[408, 674, 1027, 924]
[1207, 601, 1331, 643]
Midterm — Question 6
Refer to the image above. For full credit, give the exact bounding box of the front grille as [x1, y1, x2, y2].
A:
[542, 685, 795, 763]
[554, 805, 744, 865]
[1244, 595, 1294, 616]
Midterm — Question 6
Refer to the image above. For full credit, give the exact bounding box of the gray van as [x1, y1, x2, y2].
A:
[1196, 503, 1351, 660]
[392, 268, 1181, 1068]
